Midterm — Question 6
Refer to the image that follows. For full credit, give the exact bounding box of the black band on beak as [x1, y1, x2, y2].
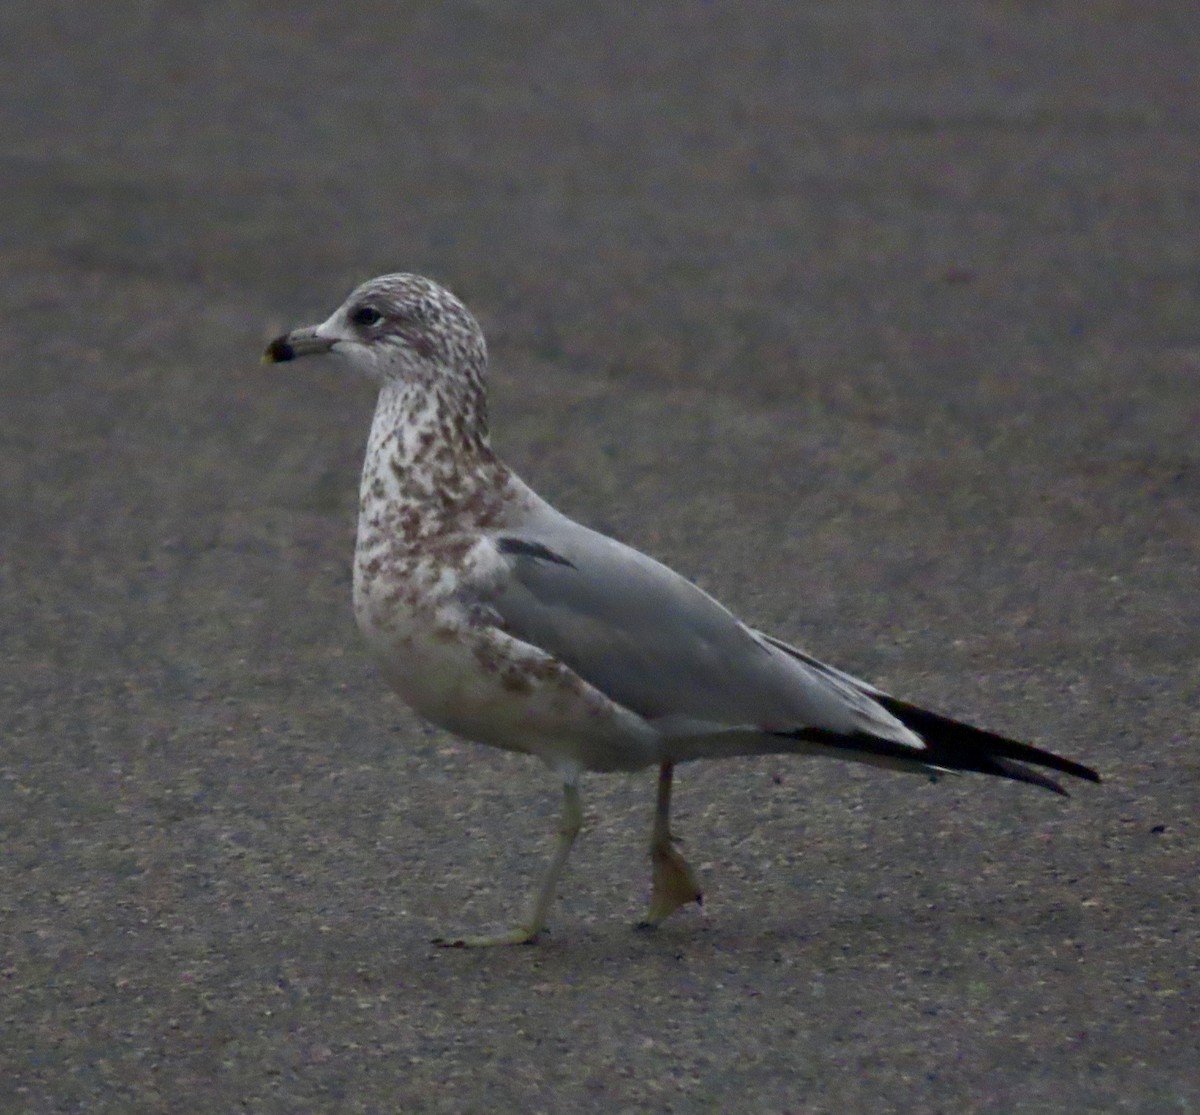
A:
[262, 330, 337, 364]
[264, 335, 297, 362]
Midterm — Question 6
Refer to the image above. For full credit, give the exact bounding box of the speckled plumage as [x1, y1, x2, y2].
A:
[333, 276, 658, 777]
[264, 273, 1099, 945]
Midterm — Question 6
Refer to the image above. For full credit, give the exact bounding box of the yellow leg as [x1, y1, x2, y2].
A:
[435, 780, 582, 948]
[638, 762, 703, 928]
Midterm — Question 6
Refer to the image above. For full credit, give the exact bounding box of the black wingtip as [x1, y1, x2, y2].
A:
[989, 757, 1070, 796]
[780, 703, 1100, 796]
[875, 695, 1101, 792]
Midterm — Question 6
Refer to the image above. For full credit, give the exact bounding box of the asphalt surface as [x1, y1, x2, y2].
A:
[2, 3, 1198, 1112]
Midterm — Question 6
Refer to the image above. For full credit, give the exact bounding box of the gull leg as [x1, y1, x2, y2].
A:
[436, 779, 583, 947]
[638, 761, 703, 929]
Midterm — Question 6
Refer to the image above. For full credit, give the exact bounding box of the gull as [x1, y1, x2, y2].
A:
[264, 273, 1100, 946]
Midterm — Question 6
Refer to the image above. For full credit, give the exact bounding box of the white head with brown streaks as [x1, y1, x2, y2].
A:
[265, 272, 491, 449]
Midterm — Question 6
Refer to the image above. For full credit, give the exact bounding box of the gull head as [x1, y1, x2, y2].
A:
[263, 273, 487, 390]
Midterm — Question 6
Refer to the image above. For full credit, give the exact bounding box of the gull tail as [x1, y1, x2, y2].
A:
[779, 697, 1101, 796]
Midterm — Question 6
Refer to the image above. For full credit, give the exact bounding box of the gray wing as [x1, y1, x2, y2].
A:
[476, 506, 922, 752]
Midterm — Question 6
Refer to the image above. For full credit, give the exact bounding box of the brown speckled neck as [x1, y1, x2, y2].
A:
[354, 374, 527, 597]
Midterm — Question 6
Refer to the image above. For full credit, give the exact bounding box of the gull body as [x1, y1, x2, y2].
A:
[265, 273, 1099, 945]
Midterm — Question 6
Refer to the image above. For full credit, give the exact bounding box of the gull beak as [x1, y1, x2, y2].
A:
[262, 326, 338, 364]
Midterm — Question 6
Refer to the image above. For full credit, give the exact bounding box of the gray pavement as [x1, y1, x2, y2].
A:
[2, 3, 1197, 1112]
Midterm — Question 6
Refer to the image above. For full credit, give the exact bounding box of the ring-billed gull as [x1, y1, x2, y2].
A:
[263, 273, 1099, 947]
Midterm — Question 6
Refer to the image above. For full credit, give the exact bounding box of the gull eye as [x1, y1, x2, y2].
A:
[350, 305, 383, 327]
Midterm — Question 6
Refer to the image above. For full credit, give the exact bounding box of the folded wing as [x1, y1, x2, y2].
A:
[474, 506, 1099, 794]
[482, 511, 924, 748]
